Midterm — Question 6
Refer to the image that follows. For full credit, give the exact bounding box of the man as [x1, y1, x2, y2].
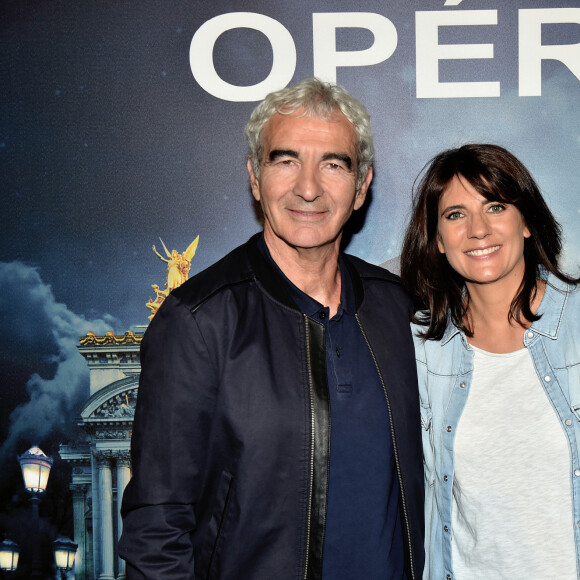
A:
[119, 78, 423, 579]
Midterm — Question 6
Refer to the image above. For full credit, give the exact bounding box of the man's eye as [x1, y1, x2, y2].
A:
[277, 159, 295, 166]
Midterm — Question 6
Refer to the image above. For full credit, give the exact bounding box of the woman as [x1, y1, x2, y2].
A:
[400, 143, 580, 579]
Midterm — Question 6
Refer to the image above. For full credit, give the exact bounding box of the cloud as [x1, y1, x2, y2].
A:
[0, 261, 122, 465]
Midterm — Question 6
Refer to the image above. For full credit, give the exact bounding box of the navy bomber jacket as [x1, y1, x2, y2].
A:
[119, 233, 424, 580]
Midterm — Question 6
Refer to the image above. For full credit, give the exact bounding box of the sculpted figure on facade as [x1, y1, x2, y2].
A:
[148, 236, 200, 319]
[94, 389, 137, 419]
[145, 284, 169, 320]
[152, 236, 199, 291]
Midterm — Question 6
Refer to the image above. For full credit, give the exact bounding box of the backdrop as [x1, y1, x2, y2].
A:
[1, 0, 579, 532]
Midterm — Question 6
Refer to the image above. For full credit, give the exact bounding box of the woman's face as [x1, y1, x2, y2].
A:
[436, 175, 530, 288]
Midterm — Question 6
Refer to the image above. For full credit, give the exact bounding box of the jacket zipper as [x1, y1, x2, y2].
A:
[356, 313, 416, 580]
[303, 314, 315, 580]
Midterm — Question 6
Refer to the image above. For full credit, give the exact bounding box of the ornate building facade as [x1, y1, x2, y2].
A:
[60, 331, 142, 580]
[58, 236, 199, 579]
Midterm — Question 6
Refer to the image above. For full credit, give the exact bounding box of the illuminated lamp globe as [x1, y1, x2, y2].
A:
[0, 538, 19, 572]
[53, 537, 78, 572]
[17, 446, 53, 494]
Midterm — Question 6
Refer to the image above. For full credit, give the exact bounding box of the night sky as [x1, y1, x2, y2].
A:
[1, 0, 579, 555]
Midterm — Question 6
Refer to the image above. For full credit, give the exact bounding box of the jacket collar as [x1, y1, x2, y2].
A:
[529, 272, 569, 339]
[440, 322, 461, 346]
[245, 233, 299, 311]
[245, 233, 365, 312]
[440, 271, 570, 345]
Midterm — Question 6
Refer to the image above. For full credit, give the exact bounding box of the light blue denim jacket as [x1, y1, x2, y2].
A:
[413, 273, 580, 580]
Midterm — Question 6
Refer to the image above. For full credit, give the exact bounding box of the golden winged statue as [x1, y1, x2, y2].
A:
[147, 236, 200, 320]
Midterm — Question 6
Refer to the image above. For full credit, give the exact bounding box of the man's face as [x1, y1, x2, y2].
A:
[247, 110, 372, 256]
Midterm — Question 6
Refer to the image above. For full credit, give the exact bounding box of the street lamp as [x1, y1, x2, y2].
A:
[17, 446, 53, 579]
[53, 537, 77, 580]
[17, 446, 53, 494]
[0, 539, 19, 573]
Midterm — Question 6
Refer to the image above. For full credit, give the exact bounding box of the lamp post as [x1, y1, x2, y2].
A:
[53, 537, 77, 580]
[18, 446, 53, 579]
[0, 539, 19, 574]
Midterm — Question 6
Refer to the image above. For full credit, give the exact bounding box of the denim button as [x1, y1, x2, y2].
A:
[444, 525, 449, 532]
[527, 331, 534, 338]
[443, 475, 449, 482]
[575, 469, 580, 477]
[446, 426, 452, 432]
[566, 419, 573, 426]
[544, 375, 551, 382]
[318, 311, 326, 320]
[459, 382, 466, 388]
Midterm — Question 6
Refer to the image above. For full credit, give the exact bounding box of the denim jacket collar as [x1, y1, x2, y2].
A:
[441, 322, 461, 347]
[529, 274, 569, 340]
[439, 270, 570, 346]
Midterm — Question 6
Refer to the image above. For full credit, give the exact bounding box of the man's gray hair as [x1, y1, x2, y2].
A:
[245, 77, 374, 190]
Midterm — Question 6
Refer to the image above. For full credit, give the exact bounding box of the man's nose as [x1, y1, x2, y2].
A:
[293, 165, 323, 201]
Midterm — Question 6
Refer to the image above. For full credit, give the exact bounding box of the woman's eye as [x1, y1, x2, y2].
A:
[488, 204, 506, 213]
[446, 211, 462, 220]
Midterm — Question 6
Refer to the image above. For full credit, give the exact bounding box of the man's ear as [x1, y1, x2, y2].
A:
[354, 166, 373, 211]
[247, 158, 260, 202]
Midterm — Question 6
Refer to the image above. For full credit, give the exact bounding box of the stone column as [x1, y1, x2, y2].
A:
[115, 451, 131, 580]
[91, 453, 101, 578]
[70, 484, 88, 580]
[95, 451, 116, 580]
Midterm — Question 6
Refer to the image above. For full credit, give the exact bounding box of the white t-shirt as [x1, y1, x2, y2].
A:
[451, 345, 576, 580]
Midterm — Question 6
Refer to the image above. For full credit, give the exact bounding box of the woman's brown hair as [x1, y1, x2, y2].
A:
[400, 143, 578, 340]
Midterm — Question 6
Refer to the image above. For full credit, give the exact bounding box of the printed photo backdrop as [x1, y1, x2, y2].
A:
[1, 0, 579, 537]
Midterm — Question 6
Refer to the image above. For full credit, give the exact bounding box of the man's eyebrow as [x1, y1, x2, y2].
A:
[321, 153, 352, 170]
[268, 149, 299, 162]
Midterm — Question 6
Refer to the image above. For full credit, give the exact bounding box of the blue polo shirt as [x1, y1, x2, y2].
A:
[258, 238, 405, 579]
